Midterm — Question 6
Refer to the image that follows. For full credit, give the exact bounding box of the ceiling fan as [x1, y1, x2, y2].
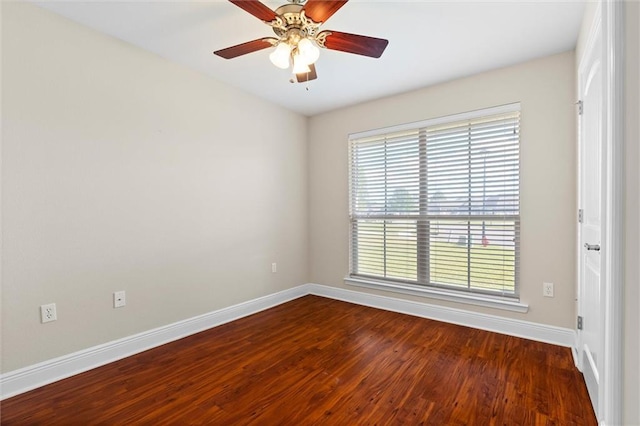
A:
[213, 0, 389, 83]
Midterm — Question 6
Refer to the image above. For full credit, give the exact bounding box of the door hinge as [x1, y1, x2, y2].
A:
[577, 315, 584, 330]
[578, 209, 583, 223]
[576, 100, 583, 115]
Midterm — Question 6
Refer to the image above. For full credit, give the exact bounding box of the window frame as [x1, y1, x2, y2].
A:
[346, 103, 525, 311]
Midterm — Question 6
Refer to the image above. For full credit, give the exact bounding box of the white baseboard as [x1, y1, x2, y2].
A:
[307, 283, 575, 348]
[1, 282, 576, 400]
[0, 285, 309, 400]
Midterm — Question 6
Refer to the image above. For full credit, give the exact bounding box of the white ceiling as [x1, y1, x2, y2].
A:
[34, 0, 586, 116]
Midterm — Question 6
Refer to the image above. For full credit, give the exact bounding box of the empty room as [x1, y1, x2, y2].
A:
[1, 0, 638, 424]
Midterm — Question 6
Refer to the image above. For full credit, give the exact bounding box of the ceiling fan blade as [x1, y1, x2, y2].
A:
[296, 63, 318, 83]
[302, 0, 348, 23]
[229, 0, 277, 22]
[319, 30, 388, 58]
[214, 38, 277, 59]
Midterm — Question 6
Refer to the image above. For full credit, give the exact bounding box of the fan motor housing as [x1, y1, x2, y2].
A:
[272, 4, 320, 38]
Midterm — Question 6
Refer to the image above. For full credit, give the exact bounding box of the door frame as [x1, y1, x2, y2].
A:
[577, 1, 624, 424]
[601, 0, 624, 424]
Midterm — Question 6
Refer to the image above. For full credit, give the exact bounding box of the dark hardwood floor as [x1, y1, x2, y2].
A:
[1, 295, 596, 425]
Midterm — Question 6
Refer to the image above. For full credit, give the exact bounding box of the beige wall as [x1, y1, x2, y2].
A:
[308, 52, 576, 327]
[623, 1, 640, 423]
[1, 3, 308, 372]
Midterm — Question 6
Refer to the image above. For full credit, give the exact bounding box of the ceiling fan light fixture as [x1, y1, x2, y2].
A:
[297, 37, 320, 65]
[215, 0, 389, 84]
[269, 42, 292, 69]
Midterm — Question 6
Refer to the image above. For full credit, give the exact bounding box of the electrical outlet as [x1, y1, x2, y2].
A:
[40, 303, 57, 323]
[543, 282, 554, 298]
[271, 262, 277, 273]
[114, 291, 126, 308]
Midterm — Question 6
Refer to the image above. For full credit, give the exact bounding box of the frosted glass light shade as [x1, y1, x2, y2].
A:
[297, 38, 320, 65]
[292, 53, 311, 74]
[269, 43, 291, 69]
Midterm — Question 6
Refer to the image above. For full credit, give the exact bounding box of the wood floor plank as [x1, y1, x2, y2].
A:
[1, 295, 596, 425]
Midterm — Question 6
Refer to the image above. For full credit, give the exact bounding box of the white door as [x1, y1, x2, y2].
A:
[578, 18, 604, 420]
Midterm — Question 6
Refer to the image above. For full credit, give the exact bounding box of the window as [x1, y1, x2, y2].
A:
[348, 104, 520, 298]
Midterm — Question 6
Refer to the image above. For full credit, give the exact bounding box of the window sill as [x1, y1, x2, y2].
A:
[344, 277, 529, 313]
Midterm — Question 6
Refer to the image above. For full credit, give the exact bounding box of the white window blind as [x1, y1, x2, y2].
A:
[349, 105, 520, 297]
